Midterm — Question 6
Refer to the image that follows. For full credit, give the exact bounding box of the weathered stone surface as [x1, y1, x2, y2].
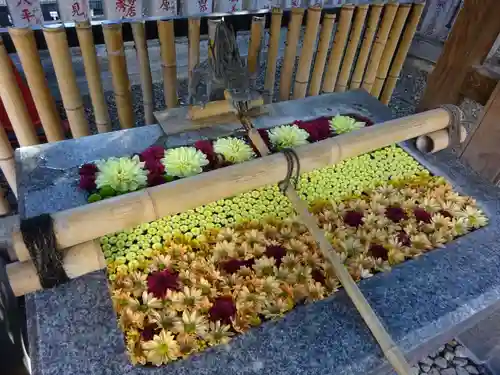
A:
[456, 367, 469, 375]
[435, 357, 448, 369]
[420, 356, 434, 366]
[420, 364, 431, 373]
[444, 351, 455, 361]
[455, 346, 471, 359]
[465, 365, 479, 375]
[441, 368, 457, 375]
[453, 358, 468, 367]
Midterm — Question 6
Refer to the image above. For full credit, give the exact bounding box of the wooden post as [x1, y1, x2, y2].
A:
[102, 23, 134, 129]
[131, 21, 155, 125]
[380, 3, 425, 105]
[43, 25, 90, 139]
[0, 40, 38, 146]
[0, 119, 17, 197]
[361, 3, 399, 93]
[350, 4, 383, 90]
[76, 21, 111, 133]
[322, 5, 354, 93]
[335, 5, 369, 93]
[8, 27, 64, 142]
[418, 0, 500, 111]
[308, 13, 336, 97]
[279, 7, 305, 101]
[293, 6, 322, 99]
[264, 8, 283, 102]
[371, 4, 411, 98]
[248, 15, 266, 80]
[158, 20, 178, 109]
[188, 18, 201, 87]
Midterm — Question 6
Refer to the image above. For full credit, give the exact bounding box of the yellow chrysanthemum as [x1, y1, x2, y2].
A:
[205, 321, 234, 346]
[213, 137, 256, 164]
[161, 147, 209, 178]
[329, 115, 365, 134]
[173, 311, 209, 337]
[268, 125, 310, 150]
[95, 155, 148, 193]
[141, 330, 180, 366]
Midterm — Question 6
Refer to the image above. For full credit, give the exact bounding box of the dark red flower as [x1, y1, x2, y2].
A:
[141, 323, 161, 341]
[439, 210, 453, 219]
[312, 268, 326, 284]
[219, 258, 255, 274]
[368, 244, 389, 261]
[144, 158, 165, 175]
[209, 296, 237, 324]
[341, 113, 374, 127]
[397, 231, 411, 247]
[147, 173, 166, 187]
[147, 269, 180, 298]
[257, 128, 271, 149]
[295, 116, 331, 142]
[79, 174, 96, 191]
[265, 245, 287, 267]
[140, 146, 165, 161]
[344, 210, 364, 227]
[413, 208, 432, 223]
[79, 163, 98, 176]
[385, 206, 408, 223]
[194, 140, 217, 166]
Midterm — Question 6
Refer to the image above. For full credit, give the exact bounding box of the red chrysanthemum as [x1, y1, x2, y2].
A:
[147, 173, 166, 187]
[141, 323, 161, 341]
[144, 158, 165, 175]
[439, 210, 453, 219]
[140, 146, 165, 161]
[294, 116, 331, 142]
[312, 268, 326, 284]
[397, 231, 412, 247]
[147, 269, 180, 298]
[257, 128, 271, 149]
[220, 258, 255, 274]
[265, 245, 287, 267]
[344, 210, 364, 227]
[368, 244, 389, 261]
[385, 206, 408, 223]
[209, 296, 237, 324]
[79, 163, 98, 176]
[79, 174, 96, 191]
[413, 208, 432, 223]
[193, 140, 217, 166]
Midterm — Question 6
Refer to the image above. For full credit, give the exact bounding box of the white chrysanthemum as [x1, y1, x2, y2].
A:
[95, 155, 148, 192]
[329, 115, 365, 134]
[161, 147, 209, 178]
[213, 137, 256, 164]
[141, 330, 180, 366]
[267, 125, 310, 150]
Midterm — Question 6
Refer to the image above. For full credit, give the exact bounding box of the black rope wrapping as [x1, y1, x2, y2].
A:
[20, 214, 69, 289]
[278, 148, 301, 194]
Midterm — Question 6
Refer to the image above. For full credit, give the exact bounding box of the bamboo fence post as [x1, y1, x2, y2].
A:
[11, 108, 455, 263]
[0, 40, 38, 146]
[0, 119, 17, 197]
[131, 21, 155, 125]
[371, 4, 411, 98]
[208, 18, 222, 62]
[0, 189, 9, 216]
[75, 21, 111, 133]
[102, 23, 134, 129]
[248, 15, 266, 80]
[43, 25, 89, 139]
[8, 27, 64, 143]
[350, 4, 383, 90]
[279, 7, 305, 101]
[361, 3, 399, 93]
[416, 126, 467, 154]
[158, 20, 178, 109]
[188, 18, 200, 85]
[335, 5, 369, 92]
[380, 3, 425, 105]
[264, 8, 283, 102]
[308, 13, 336, 97]
[322, 5, 355, 93]
[293, 6, 322, 99]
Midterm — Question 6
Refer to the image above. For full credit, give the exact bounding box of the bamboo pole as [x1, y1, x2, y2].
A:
[0, 119, 17, 197]
[264, 8, 283, 102]
[293, 6, 322, 99]
[11, 107, 455, 263]
[102, 23, 134, 129]
[371, 4, 411, 98]
[308, 13, 336, 97]
[43, 25, 90, 139]
[131, 21, 155, 125]
[8, 27, 64, 142]
[350, 4, 383, 90]
[158, 20, 178, 109]
[335, 5, 369, 93]
[248, 15, 266, 80]
[0, 40, 39, 146]
[279, 7, 305, 101]
[380, 3, 425, 105]
[188, 18, 201, 86]
[0, 189, 9, 216]
[416, 126, 467, 154]
[75, 21, 111, 133]
[322, 5, 355, 93]
[361, 3, 399, 93]
[207, 18, 222, 62]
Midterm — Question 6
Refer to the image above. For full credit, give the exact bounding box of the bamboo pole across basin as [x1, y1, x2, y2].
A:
[10, 108, 454, 271]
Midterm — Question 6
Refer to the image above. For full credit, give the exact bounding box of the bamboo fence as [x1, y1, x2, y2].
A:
[264, 8, 283, 101]
[188, 18, 201, 86]
[248, 16, 266, 80]
[158, 20, 178, 109]
[0, 119, 17, 197]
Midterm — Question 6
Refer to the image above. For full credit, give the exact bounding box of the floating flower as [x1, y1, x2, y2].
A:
[368, 244, 389, 261]
[79, 174, 96, 191]
[147, 269, 180, 298]
[219, 258, 255, 274]
[141, 330, 180, 366]
[193, 140, 217, 166]
[343, 210, 364, 227]
[171, 286, 207, 311]
[161, 147, 209, 178]
[457, 206, 488, 229]
[149, 309, 180, 331]
[95, 155, 148, 193]
[213, 137, 256, 164]
[294, 117, 331, 142]
[144, 158, 165, 175]
[79, 163, 98, 175]
[268, 124, 310, 150]
[330, 115, 365, 134]
[147, 173, 166, 187]
[173, 310, 209, 337]
[264, 245, 287, 267]
[413, 208, 432, 224]
[205, 321, 234, 346]
[208, 296, 237, 324]
[385, 206, 407, 223]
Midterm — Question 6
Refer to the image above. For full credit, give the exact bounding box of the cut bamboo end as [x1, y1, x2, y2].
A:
[293, 6, 322, 99]
[322, 5, 355, 93]
[158, 20, 178, 109]
[264, 8, 283, 102]
[131, 21, 155, 125]
[361, 3, 399, 93]
[103, 23, 134, 129]
[188, 18, 201, 84]
[279, 7, 305, 101]
[371, 4, 411, 98]
[0, 40, 39, 147]
[43, 25, 89, 138]
[308, 13, 336, 97]
[350, 4, 383, 90]
[416, 126, 467, 154]
[335, 5, 369, 93]
[248, 16, 266, 79]
[8, 27, 64, 142]
[380, 3, 425, 105]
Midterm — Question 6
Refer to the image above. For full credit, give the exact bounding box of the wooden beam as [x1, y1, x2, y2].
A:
[460, 65, 500, 106]
[418, 0, 500, 111]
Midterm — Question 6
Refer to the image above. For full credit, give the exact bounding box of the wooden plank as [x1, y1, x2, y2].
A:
[418, 0, 500, 111]
[460, 65, 500, 106]
[460, 81, 500, 183]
